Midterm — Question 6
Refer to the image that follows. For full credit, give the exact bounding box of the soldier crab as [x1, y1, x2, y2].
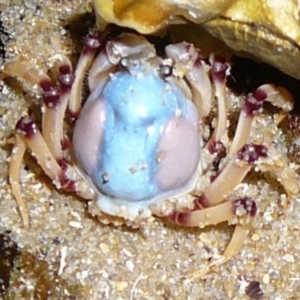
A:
[4, 32, 299, 266]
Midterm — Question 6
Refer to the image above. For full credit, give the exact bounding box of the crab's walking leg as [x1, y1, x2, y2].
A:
[169, 143, 267, 261]
[207, 55, 229, 149]
[228, 88, 265, 157]
[3, 61, 73, 225]
[3, 60, 73, 161]
[9, 117, 63, 226]
[173, 196, 256, 262]
[170, 144, 267, 224]
[165, 46, 230, 152]
[165, 42, 213, 119]
[68, 31, 101, 118]
[41, 56, 74, 158]
[4, 55, 98, 225]
[171, 199, 256, 265]
[258, 144, 299, 197]
[259, 84, 294, 123]
[229, 84, 294, 157]
[9, 134, 29, 226]
[227, 84, 298, 197]
[9, 116, 94, 225]
[200, 144, 267, 207]
[15, 117, 64, 180]
[169, 83, 297, 264]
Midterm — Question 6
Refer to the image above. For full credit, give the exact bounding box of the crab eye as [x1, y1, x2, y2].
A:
[159, 64, 172, 78]
[119, 57, 130, 70]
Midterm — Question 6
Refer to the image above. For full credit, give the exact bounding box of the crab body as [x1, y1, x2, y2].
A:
[74, 59, 200, 217]
[4, 32, 299, 269]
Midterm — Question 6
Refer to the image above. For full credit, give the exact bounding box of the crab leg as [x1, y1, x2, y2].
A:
[222, 221, 253, 258]
[170, 195, 256, 227]
[226, 84, 298, 196]
[258, 144, 299, 197]
[165, 42, 213, 119]
[191, 220, 254, 279]
[229, 84, 294, 156]
[168, 144, 267, 262]
[41, 56, 74, 159]
[259, 84, 294, 122]
[170, 196, 256, 264]
[9, 116, 95, 225]
[167, 81, 290, 229]
[9, 117, 63, 226]
[165, 49, 229, 154]
[3, 60, 71, 161]
[9, 134, 29, 226]
[228, 87, 266, 156]
[5, 31, 103, 226]
[186, 58, 213, 119]
[15, 117, 63, 179]
[201, 144, 267, 207]
[208, 55, 229, 147]
[170, 144, 267, 225]
[68, 31, 101, 118]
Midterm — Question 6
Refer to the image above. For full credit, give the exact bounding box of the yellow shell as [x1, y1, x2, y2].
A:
[94, 0, 300, 79]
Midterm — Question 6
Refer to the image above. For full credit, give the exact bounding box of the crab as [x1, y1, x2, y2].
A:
[4, 31, 299, 268]
[94, 0, 300, 80]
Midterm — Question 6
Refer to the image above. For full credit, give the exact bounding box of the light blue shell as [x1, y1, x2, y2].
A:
[92, 72, 192, 201]
[73, 59, 200, 219]
[90, 70, 197, 202]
